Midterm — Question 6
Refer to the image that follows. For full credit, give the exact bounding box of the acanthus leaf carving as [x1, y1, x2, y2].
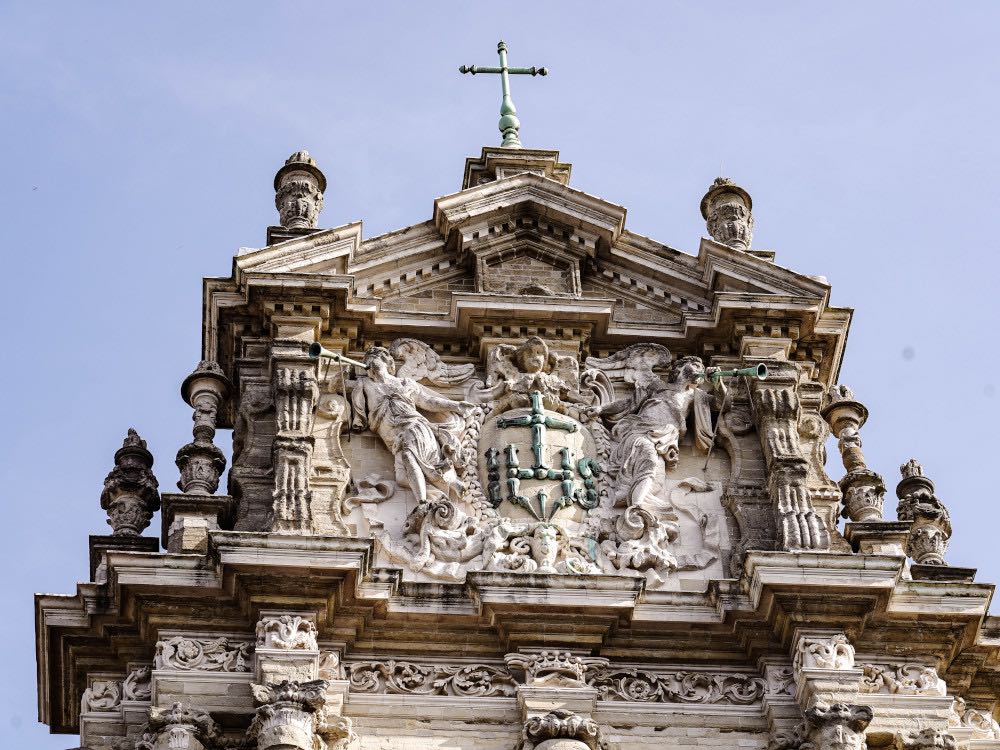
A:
[520, 709, 605, 750]
[122, 666, 152, 701]
[256, 615, 319, 651]
[155, 636, 253, 672]
[505, 651, 609, 687]
[860, 663, 946, 696]
[586, 667, 765, 705]
[80, 679, 123, 714]
[347, 660, 517, 697]
[794, 633, 855, 672]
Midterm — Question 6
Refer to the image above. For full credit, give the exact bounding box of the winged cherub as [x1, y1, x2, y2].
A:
[351, 346, 475, 505]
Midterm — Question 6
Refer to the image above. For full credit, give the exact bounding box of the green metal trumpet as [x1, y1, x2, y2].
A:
[707, 363, 768, 381]
[307, 343, 369, 369]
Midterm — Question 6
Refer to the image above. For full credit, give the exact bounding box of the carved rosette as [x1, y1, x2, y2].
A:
[176, 360, 230, 494]
[100, 429, 160, 536]
[520, 709, 604, 750]
[274, 150, 326, 229]
[139, 702, 220, 750]
[751, 364, 831, 551]
[895, 459, 952, 565]
[700, 177, 754, 251]
[823, 385, 886, 522]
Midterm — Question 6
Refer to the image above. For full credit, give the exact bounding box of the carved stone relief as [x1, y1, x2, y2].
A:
[122, 667, 152, 701]
[949, 696, 1000, 739]
[347, 660, 517, 697]
[587, 668, 766, 705]
[155, 636, 253, 672]
[860, 663, 946, 696]
[256, 615, 319, 651]
[341, 339, 735, 589]
[794, 633, 855, 672]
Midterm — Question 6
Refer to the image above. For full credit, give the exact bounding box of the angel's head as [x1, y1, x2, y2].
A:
[669, 356, 706, 387]
[514, 336, 550, 374]
[364, 346, 396, 377]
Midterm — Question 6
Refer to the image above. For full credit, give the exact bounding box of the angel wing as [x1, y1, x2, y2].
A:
[389, 338, 475, 386]
[485, 343, 520, 386]
[585, 343, 673, 376]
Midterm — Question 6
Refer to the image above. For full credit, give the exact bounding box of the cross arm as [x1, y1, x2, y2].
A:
[459, 65, 548, 76]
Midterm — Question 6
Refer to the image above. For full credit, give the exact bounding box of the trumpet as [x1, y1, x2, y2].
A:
[707, 363, 768, 381]
[307, 343, 369, 369]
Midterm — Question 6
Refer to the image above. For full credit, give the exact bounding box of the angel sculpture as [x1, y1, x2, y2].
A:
[351, 344, 475, 505]
[585, 345, 725, 509]
[470, 335, 594, 412]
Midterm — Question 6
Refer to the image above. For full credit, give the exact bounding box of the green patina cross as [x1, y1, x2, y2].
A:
[486, 391, 602, 521]
[459, 41, 548, 149]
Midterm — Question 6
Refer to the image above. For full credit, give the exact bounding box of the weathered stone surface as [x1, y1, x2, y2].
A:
[34, 143, 1000, 750]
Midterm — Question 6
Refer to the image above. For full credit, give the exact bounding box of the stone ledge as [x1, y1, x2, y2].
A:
[88, 534, 159, 581]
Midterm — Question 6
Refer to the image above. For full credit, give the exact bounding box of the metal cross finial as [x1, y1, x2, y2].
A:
[460, 40, 548, 149]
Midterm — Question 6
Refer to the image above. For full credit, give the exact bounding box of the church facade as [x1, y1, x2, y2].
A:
[35, 143, 1000, 750]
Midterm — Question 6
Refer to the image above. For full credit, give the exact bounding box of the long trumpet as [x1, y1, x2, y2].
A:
[707, 363, 768, 381]
[307, 343, 369, 369]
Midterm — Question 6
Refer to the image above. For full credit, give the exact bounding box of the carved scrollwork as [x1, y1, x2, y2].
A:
[256, 615, 319, 651]
[505, 651, 609, 687]
[122, 666, 152, 701]
[586, 667, 766, 705]
[80, 679, 122, 713]
[949, 696, 1000, 739]
[860, 663, 946, 696]
[155, 636, 253, 672]
[794, 632, 855, 672]
[346, 660, 516, 697]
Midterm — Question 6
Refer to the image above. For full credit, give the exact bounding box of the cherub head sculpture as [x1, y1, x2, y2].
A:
[514, 336, 555, 375]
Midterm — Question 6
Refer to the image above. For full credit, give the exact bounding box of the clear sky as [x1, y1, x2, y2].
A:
[2, 2, 998, 746]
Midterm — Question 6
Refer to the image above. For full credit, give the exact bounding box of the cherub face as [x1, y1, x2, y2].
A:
[517, 343, 548, 374]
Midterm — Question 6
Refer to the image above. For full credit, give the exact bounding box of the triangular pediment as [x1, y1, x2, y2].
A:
[211, 161, 850, 385]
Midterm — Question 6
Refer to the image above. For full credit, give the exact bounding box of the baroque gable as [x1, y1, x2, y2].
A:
[36, 145, 999, 750]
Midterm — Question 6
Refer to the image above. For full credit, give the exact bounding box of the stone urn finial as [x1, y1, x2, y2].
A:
[700, 177, 754, 251]
[895, 459, 952, 565]
[175, 360, 231, 494]
[274, 150, 327, 229]
[100, 429, 160, 536]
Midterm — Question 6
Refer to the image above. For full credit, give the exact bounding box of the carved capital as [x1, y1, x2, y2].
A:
[100, 429, 160, 536]
[140, 702, 220, 750]
[249, 679, 334, 750]
[520, 709, 605, 750]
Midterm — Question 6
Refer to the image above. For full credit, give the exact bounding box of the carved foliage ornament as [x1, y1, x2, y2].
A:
[347, 660, 516, 697]
[123, 666, 152, 701]
[587, 668, 766, 705]
[950, 697, 1000, 740]
[794, 632, 855, 672]
[769, 703, 873, 750]
[256, 615, 319, 651]
[155, 636, 253, 673]
[860, 663, 946, 696]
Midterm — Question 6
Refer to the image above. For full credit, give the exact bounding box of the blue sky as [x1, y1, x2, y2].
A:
[2, 2, 998, 746]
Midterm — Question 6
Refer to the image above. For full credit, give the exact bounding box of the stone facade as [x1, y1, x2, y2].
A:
[35, 144, 1000, 750]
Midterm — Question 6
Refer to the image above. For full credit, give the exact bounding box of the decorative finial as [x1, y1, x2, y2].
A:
[273, 150, 327, 229]
[460, 41, 548, 149]
[895, 459, 952, 565]
[100, 429, 160, 536]
[700, 177, 754, 251]
[175, 360, 231, 494]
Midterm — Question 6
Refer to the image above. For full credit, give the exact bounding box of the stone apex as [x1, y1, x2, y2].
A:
[462, 146, 571, 190]
[700, 176, 752, 219]
[274, 149, 327, 193]
[180, 359, 231, 406]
